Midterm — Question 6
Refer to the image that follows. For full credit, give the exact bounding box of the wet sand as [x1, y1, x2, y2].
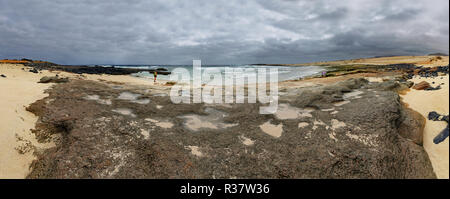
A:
[401, 75, 449, 179]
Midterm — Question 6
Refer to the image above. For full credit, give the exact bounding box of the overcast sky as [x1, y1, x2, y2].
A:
[0, 0, 448, 65]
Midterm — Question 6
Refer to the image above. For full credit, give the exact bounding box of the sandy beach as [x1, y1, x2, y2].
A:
[0, 64, 162, 178]
[401, 75, 449, 179]
[0, 64, 55, 178]
[1, 56, 448, 179]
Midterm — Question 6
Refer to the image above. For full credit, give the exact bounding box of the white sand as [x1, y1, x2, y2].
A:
[0, 64, 55, 178]
[401, 75, 449, 179]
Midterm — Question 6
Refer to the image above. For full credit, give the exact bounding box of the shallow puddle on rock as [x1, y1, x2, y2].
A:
[145, 118, 174, 129]
[179, 115, 218, 131]
[152, 93, 168, 97]
[260, 121, 283, 138]
[112, 108, 136, 117]
[275, 104, 314, 120]
[118, 92, 141, 100]
[84, 94, 100, 100]
[343, 90, 364, 100]
[84, 95, 112, 105]
[179, 108, 237, 132]
[117, 92, 150, 104]
[132, 99, 150, 104]
[333, 100, 350, 107]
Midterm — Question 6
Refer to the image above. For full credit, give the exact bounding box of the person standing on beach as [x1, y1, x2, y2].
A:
[153, 71, 158, 83]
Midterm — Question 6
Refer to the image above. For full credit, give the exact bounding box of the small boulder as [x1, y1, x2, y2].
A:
[29, 68, 39, 73]
[0, 74, 6, 78]
[412, 81, 430, 90]
[38, 76, 69, 83]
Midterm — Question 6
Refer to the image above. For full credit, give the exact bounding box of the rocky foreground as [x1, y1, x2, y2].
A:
[26, 76, 436, 178]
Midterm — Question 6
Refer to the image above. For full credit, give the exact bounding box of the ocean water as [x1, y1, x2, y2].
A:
[109, 65, 326, 85]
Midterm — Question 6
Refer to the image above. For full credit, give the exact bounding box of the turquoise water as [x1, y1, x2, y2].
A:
[110, 65, 326, 85]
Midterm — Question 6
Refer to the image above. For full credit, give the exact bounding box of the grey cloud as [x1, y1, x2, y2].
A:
[0, 0, 448, 65]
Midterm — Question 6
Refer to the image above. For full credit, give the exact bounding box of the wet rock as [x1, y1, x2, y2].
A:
[156, 68, 168, 71]
[424, 85, 441, 91]
[26, 64, 171, 75]
[29, 68, 39, 73]
[428, 111, 449, 144]
[433, 126, 449, 144]
[428, 111, 449, 123]
[38, 76, 69, 83]
[412, 81, 430, 90]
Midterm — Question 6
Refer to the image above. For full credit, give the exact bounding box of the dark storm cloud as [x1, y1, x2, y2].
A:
[0, 0, 448, 64]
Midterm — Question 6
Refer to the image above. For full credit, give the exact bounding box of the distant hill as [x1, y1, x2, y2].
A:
[0, 58, 55, 64]
[428, 53, 448, 56]
[282, 55, 449, 67]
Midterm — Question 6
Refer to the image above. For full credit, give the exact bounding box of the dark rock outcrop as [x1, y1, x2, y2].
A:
[412, 81, 431, 90]
[24, 63, 171, 76]
[428, 112, 449, 144]
[26, 78, 436, 179]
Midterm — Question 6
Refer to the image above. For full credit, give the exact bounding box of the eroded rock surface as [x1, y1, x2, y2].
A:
[26, 78, 436, 179]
